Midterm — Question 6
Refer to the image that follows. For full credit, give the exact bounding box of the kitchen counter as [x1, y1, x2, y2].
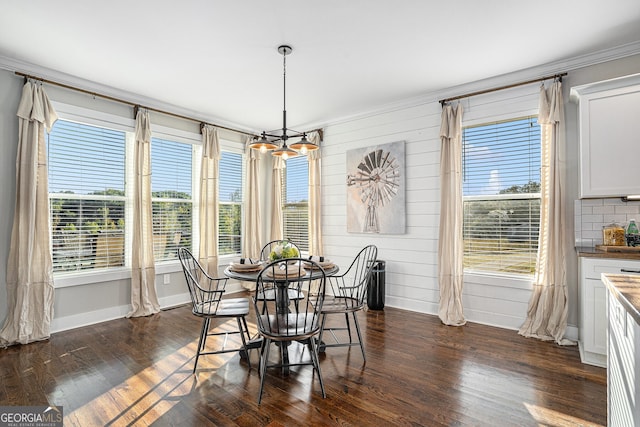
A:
[576, 245, 640, 260]
[601, 273, 640, 325]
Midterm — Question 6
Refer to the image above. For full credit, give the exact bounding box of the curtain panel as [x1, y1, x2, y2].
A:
[519, 81, 571, 345]
[438, 103, 466, 327]
[243, 136, 262, 259]
[0, 81, 58, 346]
[128, 109, 160, 318]
[199, 125, 221, 273]
[270, 156, 284, 242]
[308, 131, 323, 256]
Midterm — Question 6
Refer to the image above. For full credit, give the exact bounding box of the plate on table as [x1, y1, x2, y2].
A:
[265, 265, 307, 279]
[303, 258, 334, 269]
[229, 261, 263, 272]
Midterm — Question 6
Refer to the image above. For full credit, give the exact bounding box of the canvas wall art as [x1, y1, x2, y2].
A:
[346, 141, 405, 234]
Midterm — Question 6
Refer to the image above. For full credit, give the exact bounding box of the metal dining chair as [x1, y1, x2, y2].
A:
[316, 245, 378, 362]
[252, 258, 327, 404]
[178, 247, 253, 373]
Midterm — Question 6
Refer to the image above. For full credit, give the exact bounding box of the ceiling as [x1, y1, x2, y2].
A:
[2, 1, 640, 133]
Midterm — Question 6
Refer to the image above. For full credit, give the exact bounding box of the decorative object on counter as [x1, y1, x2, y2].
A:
[627, 219, 640, 247]
[603, 222, 626, 246]
[268, 240, 299, 261]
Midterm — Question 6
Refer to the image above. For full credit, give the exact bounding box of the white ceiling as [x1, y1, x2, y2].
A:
[2, 1, 640, 133]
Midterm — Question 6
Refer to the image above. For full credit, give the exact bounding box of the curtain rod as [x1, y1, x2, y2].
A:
[15, 71, 261, 138]
[439, 72, 568, 106]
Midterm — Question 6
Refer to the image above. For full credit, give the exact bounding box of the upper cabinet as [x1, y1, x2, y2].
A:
[571, 74, 640, 198]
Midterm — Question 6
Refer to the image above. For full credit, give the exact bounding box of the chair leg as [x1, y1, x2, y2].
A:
[309, 336, 326, 398]
[352, 312, 366, 362]
[345, 312, 352, 343]
[258, 338, 271, 404]
[317, 314, 328, 352]
[193, 317, 210, 373]
[236, 317, 251, 370]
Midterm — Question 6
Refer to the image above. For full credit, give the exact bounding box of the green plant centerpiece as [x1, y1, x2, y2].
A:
[269, 241, 299, 261]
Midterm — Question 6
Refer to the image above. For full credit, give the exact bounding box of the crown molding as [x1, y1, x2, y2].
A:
[0, 54, 259, 136]
[3, 39, 640, 134]
[304, 40, 640, 130]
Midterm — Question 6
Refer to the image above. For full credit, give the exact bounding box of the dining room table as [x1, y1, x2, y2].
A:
[224, 259, 339, 372]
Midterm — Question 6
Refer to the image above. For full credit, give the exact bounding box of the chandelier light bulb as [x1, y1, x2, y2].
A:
[300, 146, 308, 155]
[282, 152, 289, 161]
[260, 145, 267, 154]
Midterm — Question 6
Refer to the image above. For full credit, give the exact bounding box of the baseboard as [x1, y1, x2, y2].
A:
[51, 292, 192, 334]
[51, 304, 131, 334]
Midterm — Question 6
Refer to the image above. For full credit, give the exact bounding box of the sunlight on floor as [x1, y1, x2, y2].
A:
[63, 321, 242, 426]
[524, 402, 604, 427]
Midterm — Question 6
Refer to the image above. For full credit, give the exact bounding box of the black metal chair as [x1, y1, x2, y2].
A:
[253, 258, 327, 404]
[178, 247, 252, 373]
[316, 245, 378, 362]
[259, 239, 301, 261]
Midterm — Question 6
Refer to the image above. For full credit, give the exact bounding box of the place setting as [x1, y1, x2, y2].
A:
[228, 258, 263, 273]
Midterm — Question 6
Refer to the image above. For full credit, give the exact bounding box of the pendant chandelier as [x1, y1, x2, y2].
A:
[249, 45, 318, 159]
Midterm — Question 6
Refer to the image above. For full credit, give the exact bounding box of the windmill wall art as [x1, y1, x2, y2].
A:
[346, 141, 405, 234]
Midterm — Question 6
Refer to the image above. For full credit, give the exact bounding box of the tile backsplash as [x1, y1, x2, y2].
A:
[575, 198, 640, 247]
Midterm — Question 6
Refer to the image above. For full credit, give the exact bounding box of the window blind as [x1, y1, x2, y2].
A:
[282, 156, 309, 251]
[218, 151, 243, 255]
[48, 120, 126, 272]
[151, 137, 193, 261]
[462, 117, 541, 275]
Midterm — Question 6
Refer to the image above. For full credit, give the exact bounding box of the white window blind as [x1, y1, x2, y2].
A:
[282, 156, 309, 252]
[462, 116, 541, 276]
[218, 151, 243, 255]
[48, 120, 126, 272]
[151, 137, 193, 261]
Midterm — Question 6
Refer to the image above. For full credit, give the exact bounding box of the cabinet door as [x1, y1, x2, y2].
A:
[573, 76, 640, 198]
[584, 278, 607, 355]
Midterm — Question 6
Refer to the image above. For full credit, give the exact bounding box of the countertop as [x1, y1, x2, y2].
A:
[576, 246, 640, 260]
[602, 274, 640, 325]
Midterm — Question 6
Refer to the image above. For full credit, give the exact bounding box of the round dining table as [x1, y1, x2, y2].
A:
[224, 261, 339, 372]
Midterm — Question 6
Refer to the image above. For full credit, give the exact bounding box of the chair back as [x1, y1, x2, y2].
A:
[178, 247, 227, 315]
[253, 258, 326, 341]
[327, 245, 378, 308]
[260, 239, 301, 261]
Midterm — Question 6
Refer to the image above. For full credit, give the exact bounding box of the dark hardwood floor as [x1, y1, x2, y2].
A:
[0, 296, 606, 426]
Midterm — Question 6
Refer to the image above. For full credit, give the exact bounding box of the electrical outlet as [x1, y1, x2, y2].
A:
[163, 274, 170, 285]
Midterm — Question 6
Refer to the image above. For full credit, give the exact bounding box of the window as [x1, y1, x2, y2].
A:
[151, 137, 193, 262]
[282, 156, 309, 252]
[462, 116, 541, 276]
[218, 151, 243, 255]
[48, 120, 126, 272]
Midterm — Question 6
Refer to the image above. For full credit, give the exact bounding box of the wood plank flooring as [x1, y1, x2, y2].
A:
[0, 298, 606, 426]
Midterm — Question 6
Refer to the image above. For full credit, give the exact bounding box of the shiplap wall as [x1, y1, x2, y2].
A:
[320, 83, 542, 330]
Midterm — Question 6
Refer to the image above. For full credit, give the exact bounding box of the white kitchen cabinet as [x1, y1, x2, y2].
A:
[579, 257, 640, 367]
[571, 73, 640, 198]
[607, 284, 640, 426]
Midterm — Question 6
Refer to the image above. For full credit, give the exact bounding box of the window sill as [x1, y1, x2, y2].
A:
[53, 256, 238, 289]
[54, 267, 132, 289]
[464, 270, 534, 288]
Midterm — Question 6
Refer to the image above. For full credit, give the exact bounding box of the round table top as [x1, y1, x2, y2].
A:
[224, 263, 339, 282]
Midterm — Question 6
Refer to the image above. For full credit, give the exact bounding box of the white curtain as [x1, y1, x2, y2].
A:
[270, 156, 284, 242]
[438, 103, 466, 326]
[199, 125, 221, 273]
[0, 81, 58, 346]
[243, 137, 261, 259]
[519, 81, 571, 345]
[128, 109, 160, 318]
[308, 131, 323, 256]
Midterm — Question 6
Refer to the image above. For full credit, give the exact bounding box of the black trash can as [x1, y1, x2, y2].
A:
[367, 260, 385, 310]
